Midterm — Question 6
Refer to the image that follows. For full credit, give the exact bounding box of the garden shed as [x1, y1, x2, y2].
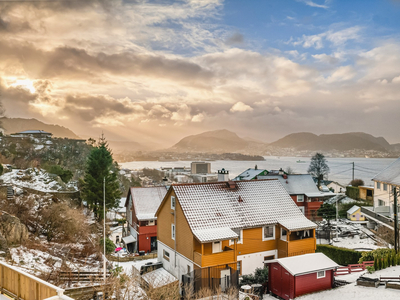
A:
[266, 253, 339, 300]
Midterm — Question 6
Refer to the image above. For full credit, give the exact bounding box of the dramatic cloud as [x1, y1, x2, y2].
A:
[1, 0, 400, 146]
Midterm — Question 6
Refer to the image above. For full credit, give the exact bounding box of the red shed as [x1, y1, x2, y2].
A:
[266, 253, 339, 300]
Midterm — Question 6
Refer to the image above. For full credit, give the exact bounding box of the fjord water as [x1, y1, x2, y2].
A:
[120, 157, 397, 186]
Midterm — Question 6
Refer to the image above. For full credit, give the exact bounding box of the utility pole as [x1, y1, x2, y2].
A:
[352, 162, 354, 182]
[104, 177, 106, 281]
[394, 187, 398, 254]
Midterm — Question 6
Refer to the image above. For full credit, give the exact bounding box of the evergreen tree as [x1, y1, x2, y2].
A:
[81, 135, 121, 221]
[317, 203, 336, 224]
[308, 152, 330, 189]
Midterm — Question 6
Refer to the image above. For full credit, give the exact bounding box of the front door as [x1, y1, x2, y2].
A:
[220, 269, 231, 291]
[150, 236, 157, 251]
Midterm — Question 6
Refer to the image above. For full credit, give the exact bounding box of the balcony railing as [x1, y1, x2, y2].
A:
[193, 248, 235, 267]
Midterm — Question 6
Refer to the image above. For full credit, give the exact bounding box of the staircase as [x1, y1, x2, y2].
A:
[6, 186, 13, 199]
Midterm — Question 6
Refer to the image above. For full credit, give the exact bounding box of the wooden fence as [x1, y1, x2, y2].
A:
[0, 261, 73, 300]
[334, 261, 374, 276]
[59, 271, 110, 283]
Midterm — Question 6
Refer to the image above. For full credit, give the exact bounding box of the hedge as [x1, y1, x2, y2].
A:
[346, 186, 359, 200]
[316, 244, 362, 265]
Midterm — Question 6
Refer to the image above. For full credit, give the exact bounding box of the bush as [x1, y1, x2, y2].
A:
[316, 244, 362, 265]
[100, 237, 116, 255]
[346, 186, 359, 200]
[44, 165, 73, 183]
[240, 267, 268, 285]
[366, 266, 375, 274]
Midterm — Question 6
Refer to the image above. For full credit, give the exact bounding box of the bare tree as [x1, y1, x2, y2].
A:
[308, 152, 330, 188]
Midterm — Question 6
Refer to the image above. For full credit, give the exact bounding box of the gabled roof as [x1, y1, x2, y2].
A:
[347, 205, 360, 215]
[258, 174, 333, 197]
[168, 180, 316, 243]
[16, 130, 52, 135]
[232, 168, 269, 181]
[267, 253, 339, 276]
[372, 157, 400, 186]
[126, 186, 167, 221]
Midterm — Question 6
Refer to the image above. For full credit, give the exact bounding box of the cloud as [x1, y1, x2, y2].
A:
[191, 113, 205, 122]
[297, 0, 330, 9]
[292, 26, 361, 49]
[230, 102, 253, 112]
[326, 66, 356, 82]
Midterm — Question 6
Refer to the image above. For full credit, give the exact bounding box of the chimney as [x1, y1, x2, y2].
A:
[278, 168, 284, 175]
[227, 181, 238, 190]
[218, 168, 230, 181]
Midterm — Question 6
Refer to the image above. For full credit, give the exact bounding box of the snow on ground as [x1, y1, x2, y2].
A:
[114, 258, 158, 275]
[0, 168, 77, 192]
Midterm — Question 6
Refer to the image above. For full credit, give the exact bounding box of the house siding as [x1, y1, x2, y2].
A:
[294, 270, 334, 297]
[237, 227, 277, 256]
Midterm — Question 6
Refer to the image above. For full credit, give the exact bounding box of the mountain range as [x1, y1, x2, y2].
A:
[1, 117, 398, 155]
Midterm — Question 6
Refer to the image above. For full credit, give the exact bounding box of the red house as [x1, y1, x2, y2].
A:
[124, 186, 167, 253]
[266, 253, 338, 300]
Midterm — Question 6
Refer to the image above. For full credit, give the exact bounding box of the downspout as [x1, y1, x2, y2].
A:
[175, 201, 177, 268]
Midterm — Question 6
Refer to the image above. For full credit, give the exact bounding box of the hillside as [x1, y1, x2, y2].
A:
[0, 117, 80, 139]
[168, 129, 254, 153]
[269, 132, 391, 151]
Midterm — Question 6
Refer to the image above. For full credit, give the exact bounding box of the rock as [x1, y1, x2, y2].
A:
[0, 212, 29, 245]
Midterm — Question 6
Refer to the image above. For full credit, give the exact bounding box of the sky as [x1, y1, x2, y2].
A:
[1, 0, 400, 148]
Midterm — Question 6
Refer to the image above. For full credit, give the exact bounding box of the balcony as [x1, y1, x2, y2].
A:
[193, 248, 235, 267]
[287, 237, 315, 256]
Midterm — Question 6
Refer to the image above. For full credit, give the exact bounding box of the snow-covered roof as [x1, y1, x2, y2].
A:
[347, 205, 360, 215]
[192, 227, 238, 243]
[232, 168, 269, 181]
[141, 267, 178, 288]
[372, 157, 400, 186]
[258, 174, 335, 197]
[266, 253, 339, 276]
[127, 187, 167, 221]
[122, 235, 136, 244]
[171, 180, 316, 243]
[16, 130, 52, 135]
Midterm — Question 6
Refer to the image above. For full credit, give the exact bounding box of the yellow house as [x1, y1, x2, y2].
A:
[347, 205, 365, 221]
[155, 179, 317, 292]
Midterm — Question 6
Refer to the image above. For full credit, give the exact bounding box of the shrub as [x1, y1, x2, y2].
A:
[366, 266, 375, 274]
[316, 244, 362, 265]
[346, 186, 359, 200]
[240, 267, 268, 286]
[44, 165, 73, 183]
[100, 237, 116, 255]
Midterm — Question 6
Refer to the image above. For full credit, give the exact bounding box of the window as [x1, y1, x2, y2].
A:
[212, 241, 222, 253]
[299, 206, 305, 215]
[377, 182, 381, 189]
[379, 199, 385, 206]
[383, 184, 388, 191]
[171, 224, 175, 240]
[171, 196, 176, 210]
[230, 230, 243, 245]
[297, 195, 304, 202]
[281, 228, 287, 241]
[237, 261, 242, 276]
[352, 215, 356, 218]
[317, 270, 325, 278]
[263, 225, 275, 241]
[148, 220, 155, 226]
[163, 249, 170, 261]
[264, 255, 275, 268]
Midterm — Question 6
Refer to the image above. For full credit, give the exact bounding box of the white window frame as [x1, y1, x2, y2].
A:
[280, 228, 287, 241]
[171, 224, 175, 240]
[297, 195, 304, 202]
[148, 220, 155, 226]
[317, 270, 326, 279]
[163, 249, 170, 261]
[377, 182, 381, 189]
[229, 230, 243, 245]
[212, 241, 222, 253]
[299, 206, 305, 215]
[383, 184, 388, 191]
[262, 225, 275, 241]
[171, 196, 176, 210]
